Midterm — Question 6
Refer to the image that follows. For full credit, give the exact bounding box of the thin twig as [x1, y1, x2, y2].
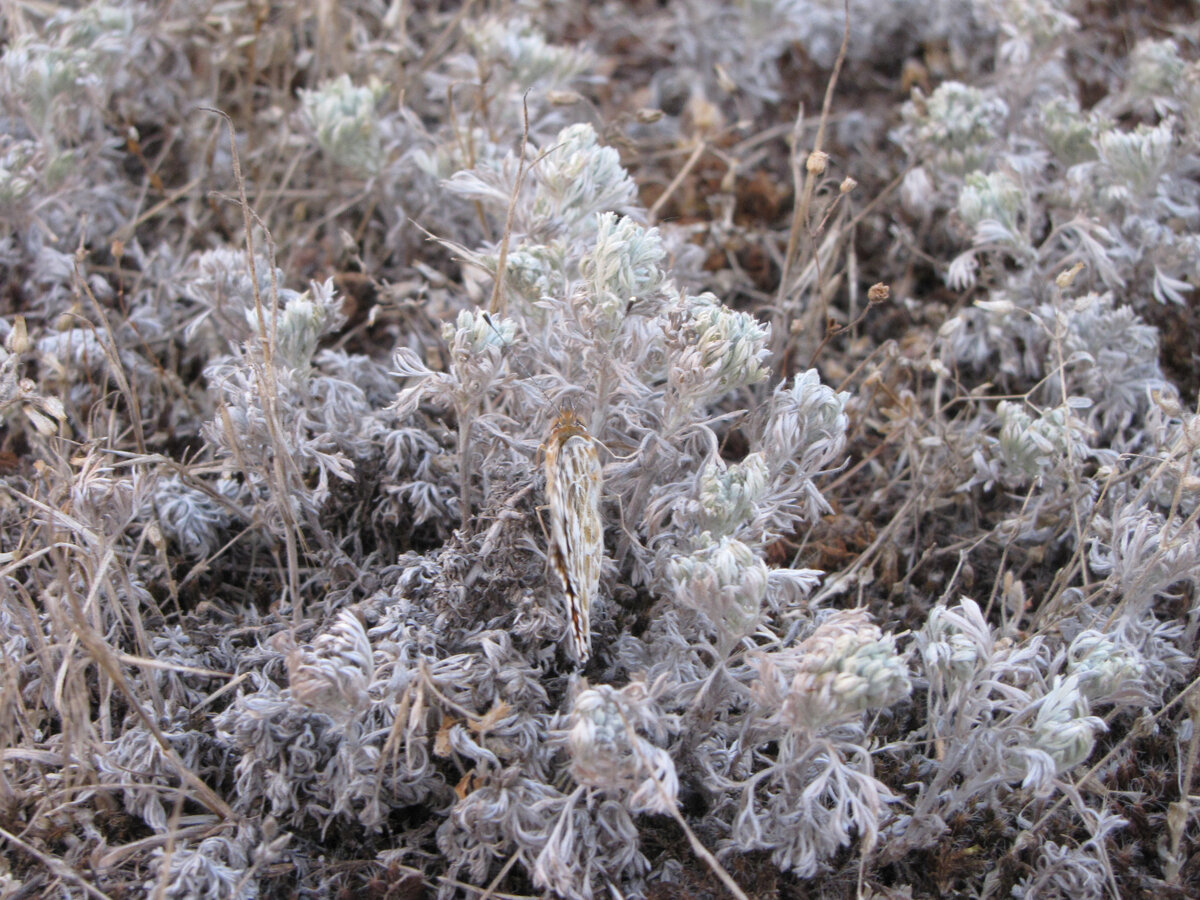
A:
[648, 139, 708, 224]
[488, 94, 532, 317]
[774, 0, 853, 360]
[0, 825, 117, 900]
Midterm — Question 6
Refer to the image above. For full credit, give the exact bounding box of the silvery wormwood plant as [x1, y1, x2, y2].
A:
[898, 23, 1200, 314]
[371, 120, 913, 893]
[884, 13, 1200, 882]
[197, 119, 914, 900]
[184, 246, 376, 554]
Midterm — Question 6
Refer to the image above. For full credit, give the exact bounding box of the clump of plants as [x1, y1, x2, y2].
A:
[1, 2, 1198, 899]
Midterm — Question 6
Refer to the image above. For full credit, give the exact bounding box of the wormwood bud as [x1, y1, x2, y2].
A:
[580, 213, 665, 336]
[566, 681, 677, 814]
[502, 243, 564, 306]
[1039, 97, 1100, 167]
[667, 533, 769, 637]
[754, 609, 911, 729]
[0, 139, 39, 206]
[958, 171, 1024, 238]
[273, 296, 325, 372]
[533, 123, 636, 229]
[443, 309, 514, 397]
[697, 453, 768, 535]
[1029, 675, 1103, 772]
[463, 15, 590, 92]
[996, 401, 1085, 482]
[1097, 120, 1175, 200]
[299, 75, 386, 176]
[255, 279, 344, 373]
[1067, 631, 1142, 700]
[1127, 39, 1185, 107]
[920, 599, 990, 689]
[902, 81, 1008, 174]
[763, 368, 849, 471]
[668, 292, 770, 406]
[443, 309, 513, 356]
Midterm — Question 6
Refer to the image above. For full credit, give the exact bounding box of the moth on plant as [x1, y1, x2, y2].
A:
[543, 409, 604, 663]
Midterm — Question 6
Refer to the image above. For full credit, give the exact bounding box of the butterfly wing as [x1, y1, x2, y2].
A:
[545, 416, 603, 663]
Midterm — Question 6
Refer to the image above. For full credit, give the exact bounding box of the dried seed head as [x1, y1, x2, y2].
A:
[546, 90, 584, 106]
[7, 316, 30, 354]
[1056, 261, 1085, 288]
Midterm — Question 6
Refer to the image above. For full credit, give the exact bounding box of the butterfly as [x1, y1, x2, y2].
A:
[543, 410, 604, 664]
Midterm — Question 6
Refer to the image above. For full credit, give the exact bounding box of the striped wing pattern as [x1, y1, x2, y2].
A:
[545, 412, 603, 663]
